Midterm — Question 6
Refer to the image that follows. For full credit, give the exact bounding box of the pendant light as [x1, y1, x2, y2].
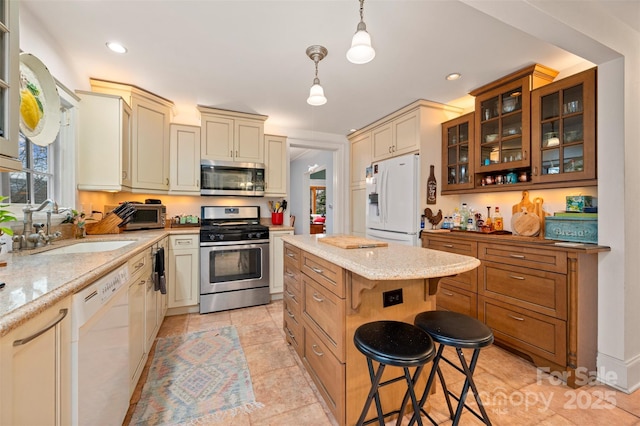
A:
[347, 0, 375, 64]
[306, 45, 328, 106]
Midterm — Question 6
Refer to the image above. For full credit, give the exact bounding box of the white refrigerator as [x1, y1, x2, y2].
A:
[365, 153, 421, 246]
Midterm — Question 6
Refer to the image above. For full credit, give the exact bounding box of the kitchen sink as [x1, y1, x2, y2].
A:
[38, 240, 136, 255]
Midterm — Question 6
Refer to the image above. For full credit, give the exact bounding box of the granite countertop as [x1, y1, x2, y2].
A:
[281, 234, 481, 281]
[0, 229, 198, 337]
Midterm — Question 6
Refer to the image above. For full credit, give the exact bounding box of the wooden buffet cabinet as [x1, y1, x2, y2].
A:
[422, 232, 609, 388]
[281, 236, 479, 425]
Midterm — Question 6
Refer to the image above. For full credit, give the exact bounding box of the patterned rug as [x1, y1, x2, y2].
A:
[130, 326, 263, 425]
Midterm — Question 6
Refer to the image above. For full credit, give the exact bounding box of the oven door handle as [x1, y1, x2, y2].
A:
[200, 240, 270, 248]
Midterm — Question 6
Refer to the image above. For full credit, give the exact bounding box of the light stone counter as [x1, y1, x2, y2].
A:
[281, 234, 480, 281]
[0, 229, 198, 337]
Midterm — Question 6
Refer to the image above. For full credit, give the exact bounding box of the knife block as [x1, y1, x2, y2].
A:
[85, 213, 122, 235]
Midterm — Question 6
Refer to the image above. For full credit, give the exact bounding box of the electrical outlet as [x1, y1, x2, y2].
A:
[383, 288, 403, 308]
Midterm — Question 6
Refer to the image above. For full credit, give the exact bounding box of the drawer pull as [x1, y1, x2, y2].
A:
[176, 240, 192, 246]
[509, 254, 526, 259]
[285, 290, 296, 300]
[441, 291, 454, 296]
[285, 271, 295, 277]
[139, 279, 146, 286]
[286, 308, 295, 319]
[13, 309, 68, 347]
[285, 328, 297, 342]
[286, 252, 295, 257]
[443, 244, 454, 248]
[509, 274, 526, 280]
[133, 261, 144, 270]
[311, 344, 324, 357]
[311, 266, 324, 274]
[312, 292, 324, 303]
[508, 314, 525, 321]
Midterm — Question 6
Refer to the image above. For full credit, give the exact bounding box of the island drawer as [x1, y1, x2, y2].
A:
[480, 261, 567, 320]
[283, 261, 302, 295]
[478, 296, 566, 366]
[303, 274, 345, 362]
[302, 251, 345, 298]
[478, 243, 567, 274]
[284, 313, 304, 359]
[303, 325, 346, 423]
[283, 288, 302, 327]
[436, 283, 477, 318]
[284, 242, 302, 269]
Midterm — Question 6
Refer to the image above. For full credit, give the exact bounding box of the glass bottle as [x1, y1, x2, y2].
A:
[492, 206, 504, 231]
[427, 165, 437, 205]
[460, 203, 469, 231]
[452, 208, 461, 230]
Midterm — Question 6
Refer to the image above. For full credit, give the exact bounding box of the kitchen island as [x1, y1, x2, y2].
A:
[280, 234, 480, 426]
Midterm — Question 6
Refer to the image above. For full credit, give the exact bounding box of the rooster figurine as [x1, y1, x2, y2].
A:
[424, 208, 443, 229]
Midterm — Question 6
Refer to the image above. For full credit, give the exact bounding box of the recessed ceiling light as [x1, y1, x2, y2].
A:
[106, 42, 127, 54]
[446, 72, 461, 81]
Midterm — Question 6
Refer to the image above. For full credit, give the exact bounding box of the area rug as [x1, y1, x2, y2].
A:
[130, 326, 263, 425]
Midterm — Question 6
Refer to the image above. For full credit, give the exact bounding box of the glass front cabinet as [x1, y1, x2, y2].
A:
[530, 68, 596, 184]
[441, 112, 474, 191]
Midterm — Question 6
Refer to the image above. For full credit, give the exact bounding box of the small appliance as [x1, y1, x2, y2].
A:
[104, 203, 166, 230]
[200, 160, 265, 196]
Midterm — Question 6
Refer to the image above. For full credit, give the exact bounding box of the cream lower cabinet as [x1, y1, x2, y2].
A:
[265, 134, 287, 197]
[168, 234, 200, 309]
[169, 124, 201, 194]
[0, 298, 71, 426]
[269, 229, 293, 294]
[128, 248, 153, 394]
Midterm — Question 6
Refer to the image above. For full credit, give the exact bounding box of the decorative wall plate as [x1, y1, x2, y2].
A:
[19, 53, 61, 146]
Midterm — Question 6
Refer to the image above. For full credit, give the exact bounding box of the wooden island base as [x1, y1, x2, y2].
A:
[281, 236, 481, 426]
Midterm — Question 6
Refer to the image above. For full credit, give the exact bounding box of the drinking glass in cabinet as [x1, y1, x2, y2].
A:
[481, 97, 498, 121]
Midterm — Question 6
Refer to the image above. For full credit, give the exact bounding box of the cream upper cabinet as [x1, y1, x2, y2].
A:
[0, 298, 71, 426]
[349, 131, 372, 187]
[264, 134, 287, 197]
[89, 79, 174, 193]
[371, 109, 421, 162]
[169, 124, 201, 194]
[77, 91, 132, 191]
[0, 0, 20, 172]
[199, 106, 267, 163]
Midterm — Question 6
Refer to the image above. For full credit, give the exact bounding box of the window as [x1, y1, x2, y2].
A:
[8, 132, 54, 204]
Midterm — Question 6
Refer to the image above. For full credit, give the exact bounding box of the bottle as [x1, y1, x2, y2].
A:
[452, 208, 461, 229]
[485, 206, 492, 230]
[493, 206, 504, 231]
[420, 215, 425, 229]
[427, 165, 437, 205]
[460, 203, 469, 231]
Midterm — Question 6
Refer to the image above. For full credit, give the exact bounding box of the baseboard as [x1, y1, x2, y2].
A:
[597, 351, 640, 393]
[166, 305, 199, 316]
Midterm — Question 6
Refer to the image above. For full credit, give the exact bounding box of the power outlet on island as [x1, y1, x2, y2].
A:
[383, 289, 403, 308]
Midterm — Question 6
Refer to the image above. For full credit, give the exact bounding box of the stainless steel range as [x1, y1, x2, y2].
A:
[199, 206, 270, 314]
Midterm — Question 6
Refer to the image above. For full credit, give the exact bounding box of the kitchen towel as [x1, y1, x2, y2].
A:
[154, 247, 166, 294]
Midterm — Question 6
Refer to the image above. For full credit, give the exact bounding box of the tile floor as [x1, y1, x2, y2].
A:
[125, 301, 640, 425]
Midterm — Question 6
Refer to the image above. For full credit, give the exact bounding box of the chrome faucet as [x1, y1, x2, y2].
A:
[12, 199, 62, 250]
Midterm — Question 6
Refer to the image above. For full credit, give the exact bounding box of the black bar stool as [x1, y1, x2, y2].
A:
[354, 320, 436, 426]
[411, 311, 494, 426]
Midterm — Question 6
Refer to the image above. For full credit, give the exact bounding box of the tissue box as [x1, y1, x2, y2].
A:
[545, 216, 598, 244]
[566, 196, 597, 212]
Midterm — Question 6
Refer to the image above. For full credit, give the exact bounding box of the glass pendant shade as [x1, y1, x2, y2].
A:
[307, 80, 327, 106]
[347, 28, 375, 64]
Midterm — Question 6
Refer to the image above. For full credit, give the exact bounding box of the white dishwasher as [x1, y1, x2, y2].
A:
[71, 263, 131, 426]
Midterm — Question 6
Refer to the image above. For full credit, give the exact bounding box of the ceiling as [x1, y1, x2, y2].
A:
[21, 1, 626, 139]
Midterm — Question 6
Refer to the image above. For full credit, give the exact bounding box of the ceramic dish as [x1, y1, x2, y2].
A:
[485, 133, 499, 142]
[19, 53, 61, 146]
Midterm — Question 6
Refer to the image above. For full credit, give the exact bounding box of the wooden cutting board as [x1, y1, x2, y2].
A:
[512, 190, 535, 214]
[511, 210, 541, 236]
[319, 235, 388, 249]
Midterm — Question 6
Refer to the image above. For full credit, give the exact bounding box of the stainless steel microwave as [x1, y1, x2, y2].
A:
[104, 203, 166, 230]
[200, 160, 265, 197]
